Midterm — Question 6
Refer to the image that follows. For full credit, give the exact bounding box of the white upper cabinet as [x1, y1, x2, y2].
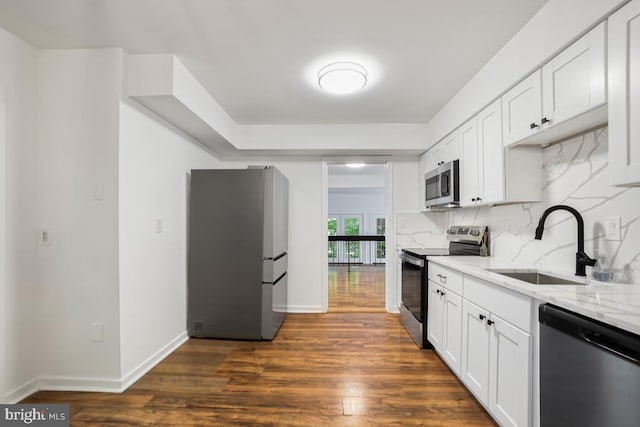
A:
[502, 70, 543, 147]
[542, 22, 606, 126]
[460, 117, 479, 207]
[424, 130, 460, 171]
[462, 100, 505, 206]
[441, 130, 460, 163]
[502, 22, 607, 147]
[609, 0, 640, 186]
[461, 99, 541, 207]
[477, 100, 505, 204]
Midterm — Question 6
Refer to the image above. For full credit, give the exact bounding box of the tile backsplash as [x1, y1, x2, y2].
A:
[397, 127, 640, 284]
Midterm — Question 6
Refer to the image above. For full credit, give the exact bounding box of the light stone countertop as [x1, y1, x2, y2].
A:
[426, 256, 640, 336]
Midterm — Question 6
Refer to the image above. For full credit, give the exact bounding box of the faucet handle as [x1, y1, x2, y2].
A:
[577, 251, 597, 266]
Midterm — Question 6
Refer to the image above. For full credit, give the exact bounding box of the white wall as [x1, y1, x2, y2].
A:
[0, 26, 39, 403]
[328, 173, 385, 189]
[118, 100, 221, 381]
[392, 157, 420, 212]
[426, 0, 627, 146]
[328, 189, 385, 234]
[36, 48, 123, 388]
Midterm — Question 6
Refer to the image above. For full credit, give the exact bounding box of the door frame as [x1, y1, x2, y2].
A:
[0, 89, 6, 402]
[321, 156, 396, 313]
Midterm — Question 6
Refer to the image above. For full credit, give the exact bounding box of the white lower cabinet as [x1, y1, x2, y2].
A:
[489, 315, 532, 427]
[428, 262, 534, 427]
[461, 300, 532, 427]
[427, 281, 445, 350]
[461, 300, 491, 403]
[442, 291, 462, 374]
[428, 281, 463, 375]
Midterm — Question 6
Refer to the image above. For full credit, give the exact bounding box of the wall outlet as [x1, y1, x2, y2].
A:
[91, 322, 104, 342]
[604, 216, 622, 241]
[39, 228, 51, 246]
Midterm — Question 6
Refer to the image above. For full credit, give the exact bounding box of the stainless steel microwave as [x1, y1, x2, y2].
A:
[424, 160, 460, 209]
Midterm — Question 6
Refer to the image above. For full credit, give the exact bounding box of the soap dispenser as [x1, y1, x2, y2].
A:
[592, 255, 614, 282]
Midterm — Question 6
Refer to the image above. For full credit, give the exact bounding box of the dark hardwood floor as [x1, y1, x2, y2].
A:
[23, 268, 495, 426]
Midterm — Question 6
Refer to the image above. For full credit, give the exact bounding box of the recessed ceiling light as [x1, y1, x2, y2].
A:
[318, 62, 367, 95]
[346, 163, 366, 168]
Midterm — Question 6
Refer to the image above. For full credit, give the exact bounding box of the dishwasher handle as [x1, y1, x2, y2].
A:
[402, 254, 424, 268]
[581, 331, 640, 365]
[540, 303, 640, 366]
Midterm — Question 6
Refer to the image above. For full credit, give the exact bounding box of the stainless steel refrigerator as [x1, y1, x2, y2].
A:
[187, 166, 289, 340]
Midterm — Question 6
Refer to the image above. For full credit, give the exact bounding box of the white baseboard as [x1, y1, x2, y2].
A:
[38, 376, 123, 393]
[286, 305, 325, 313]
[118, 330, 188, 391]
[4, 379, 40, 404]
[4, 331, 189, 401]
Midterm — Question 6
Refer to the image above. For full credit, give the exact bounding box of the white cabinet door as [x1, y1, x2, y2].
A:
[427, 281, 444, 351]
[442, 129, 460, 163]
[477, 99, 505, 204]
[542, 22, 606, 127]
[423, 145, 440, 172]
[502, 70, 542, 146]
[459, 117, 479, 207]
[461, 300, 490, 405]
[489, 316, 532, 427]
[609, 0, 640, 186]
[442, 291, 462, 375]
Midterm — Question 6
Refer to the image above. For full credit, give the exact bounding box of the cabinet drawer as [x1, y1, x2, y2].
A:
[463, 275, 532, 332]
[429, 263, 463, 294]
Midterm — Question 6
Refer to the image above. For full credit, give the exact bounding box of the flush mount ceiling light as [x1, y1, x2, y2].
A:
[318, 62, 367, 95]
[346, 163, 366, 168]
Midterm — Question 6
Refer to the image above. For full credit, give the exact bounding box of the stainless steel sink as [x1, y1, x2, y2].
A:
[487, 269, 585, 285]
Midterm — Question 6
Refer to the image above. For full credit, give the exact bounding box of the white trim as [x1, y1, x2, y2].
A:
[321, 161, 329, 312]
[384, 161, 399, 313]
[0, 89, 6, 403]
[4, 379, 39, 404]
[286, 305, 325, 313]
[4, 331, 188, 402]
[38, 377, 124, 393]
[322, 156, 394, 313]
[118, 331, 188, 391]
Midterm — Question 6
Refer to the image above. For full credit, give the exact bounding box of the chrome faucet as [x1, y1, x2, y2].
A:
[534, 205, 596, 276]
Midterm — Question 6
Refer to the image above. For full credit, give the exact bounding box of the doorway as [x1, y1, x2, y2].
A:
[326, 163, 386, 312]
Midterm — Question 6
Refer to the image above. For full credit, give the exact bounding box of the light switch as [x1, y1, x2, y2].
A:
[604, 216, 621, 241]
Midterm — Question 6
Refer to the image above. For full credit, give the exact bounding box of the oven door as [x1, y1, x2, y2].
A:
[401, 253, 425, 321]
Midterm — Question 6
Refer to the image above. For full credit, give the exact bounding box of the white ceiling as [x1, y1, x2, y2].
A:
[0, 0, 549, 125]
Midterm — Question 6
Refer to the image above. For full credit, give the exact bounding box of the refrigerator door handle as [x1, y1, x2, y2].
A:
[262, 252, 287, 262]
[264, 272, 287, 286]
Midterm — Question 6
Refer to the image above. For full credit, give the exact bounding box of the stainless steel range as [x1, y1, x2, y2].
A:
[400, 225, 488, 349]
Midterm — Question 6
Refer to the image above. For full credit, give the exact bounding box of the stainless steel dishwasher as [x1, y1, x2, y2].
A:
[539, 304, 640, 427]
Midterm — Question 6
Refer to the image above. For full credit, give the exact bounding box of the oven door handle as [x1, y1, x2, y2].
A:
[402, 255, 424, 268]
